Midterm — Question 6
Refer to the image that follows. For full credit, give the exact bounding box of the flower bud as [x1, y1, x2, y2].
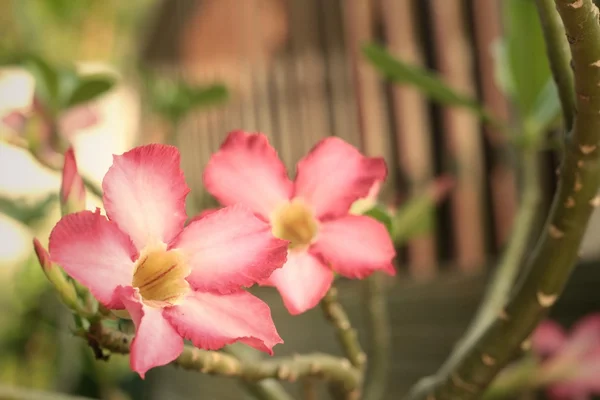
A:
[60, 147, 86, 215]
[33, 238, 79, 310]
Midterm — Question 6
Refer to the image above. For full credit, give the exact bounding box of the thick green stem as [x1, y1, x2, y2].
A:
[362, 273, 391, 400]
[433, 150, 541, 379]
[222, 345, 295, 400]
[404, 1, 600, 399]
[320, 287, 367, 371]
[84, 323, 360, 396]
[535, 0, 577, 131]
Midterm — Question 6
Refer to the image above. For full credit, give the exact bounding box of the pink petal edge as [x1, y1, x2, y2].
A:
[48, 209, 137, 308]
[293, 137, 387, 219]
[163, 290, 283, 354]
[174, 205, 288, 294]
[312, 215, 396, 279]
[262, 250, 334, 315]
[203, 131, 293, 219]
[117, 286, 184, 378]
[102, 144, 190, 250]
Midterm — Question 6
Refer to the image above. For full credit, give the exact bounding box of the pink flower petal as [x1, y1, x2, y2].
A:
[263, 251, 334, 315]
[563, 314, 600, 359]
[173, 205, 288, 294]
[60, 147, 86, 211]
[533, 321, 567, 357]
[203, 131, 293, 218]
[117, 286, 184, 378]
[48, 210, 137, 308]
[294, 137, 387, 219]
[163, 290, 282, 354]
[312, 215, 396, 279]
[102, 144, 189, 249]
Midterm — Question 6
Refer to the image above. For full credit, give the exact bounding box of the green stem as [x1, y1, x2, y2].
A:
[434, 150, 542, 379]
[320, 287, 367, 371]
[83, 323, 360, 396]
[0, 384, 95, 400]
[222, 345, 295, 400]
[535, 0, 577, 131]
[404, 1, 600, 398]
[362, 273, 391, 400]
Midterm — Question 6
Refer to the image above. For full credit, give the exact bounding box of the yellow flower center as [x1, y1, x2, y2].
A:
[131, 247, 190, 307]
[271, 199, 319, 250]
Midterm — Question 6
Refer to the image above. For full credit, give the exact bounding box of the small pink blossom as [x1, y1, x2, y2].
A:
[532, 314, 600, 399]
[49, 144, 288, 377]
[204, 131, 396, 315]
[60, 147, 86, 214]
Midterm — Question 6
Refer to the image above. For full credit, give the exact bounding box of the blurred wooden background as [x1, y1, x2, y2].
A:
[139, 0, 560, 279]
[117, 0, 598, 398]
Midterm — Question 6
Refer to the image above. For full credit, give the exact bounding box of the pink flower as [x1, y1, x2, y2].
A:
[60, 147, 86, 214]
[48, 144, 288, 377]
[532, 315, 600, 399]
[204, 131, 396, 315]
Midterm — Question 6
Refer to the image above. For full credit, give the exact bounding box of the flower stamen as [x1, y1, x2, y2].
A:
[271, 199, 319, 250]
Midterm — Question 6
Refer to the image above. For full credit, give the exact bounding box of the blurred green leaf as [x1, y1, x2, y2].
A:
[391, 195, 437, 245]
[525, 77, 561, 135]
[186, 84, 228, 108]
[66, 75, 116, 107]
[362, 43, 482, 112]
[0, 194, 57, 225]
[500, 0, 554, 118]
[363, 206, 393, 234]
[23, 56, 59, 109]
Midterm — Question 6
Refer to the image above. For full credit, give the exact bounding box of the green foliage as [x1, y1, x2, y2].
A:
[145, 73, 229, 125]
[13, 54, 115, 115]
[494, 0, 561, 135]
[0, 193, 57, 226]
[363, 206, 393, 233]
[362, 43, 484, 114]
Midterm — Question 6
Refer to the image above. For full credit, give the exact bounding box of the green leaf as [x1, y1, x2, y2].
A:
[501, 0, 553, 117]
[391, 195, 437, 245]
[66, 75, 115, 107]
[363, 205, 393, 234]
[0, 194, 57, 225]
[23, 56, 59, 109]
[362, 43, 482, 111]
[186, 84, 229, 108]
[525, 77, 561, 135]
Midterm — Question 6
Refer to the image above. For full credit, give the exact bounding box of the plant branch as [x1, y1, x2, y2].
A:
[535, 0, 576, 131]
[82, 323, 360, 397]
[222, 345, 295, 400]
[403, 1, 600, 398]
[320, 287, 367, 371]
[0, 384, 95, 400]
[431, 150, 541, 380]
[362, 273, 391, 400]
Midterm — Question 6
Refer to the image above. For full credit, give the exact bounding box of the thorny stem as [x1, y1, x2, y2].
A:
[222, 345, 295, 400]
[403, 1, 600, 399]
[362, 273, 391, 400]
[430, 150, 542, 380]
[535, 0, 577, 131]
[320, 287, 367, 371]
[82, 323, 361, 398]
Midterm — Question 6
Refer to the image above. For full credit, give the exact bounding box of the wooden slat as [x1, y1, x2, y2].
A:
[381, 0, 438, 279]
[341, 0, 395, 195]
[430, 0, 487, 271]
[472, 0, 517, 249]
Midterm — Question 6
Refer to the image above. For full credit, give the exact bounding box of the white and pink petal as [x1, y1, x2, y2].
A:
[163, 290, 282, 354]
[48, 210, 137, 308]
[117, 286, 184, 378]
[294, 137, 387, 219]
[312, 215, 396, 279]
[102, 144, 189, 250]
[174, 205, 288, 294]
[203, 131, 293, 218]
[263, 251, 334, 315]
